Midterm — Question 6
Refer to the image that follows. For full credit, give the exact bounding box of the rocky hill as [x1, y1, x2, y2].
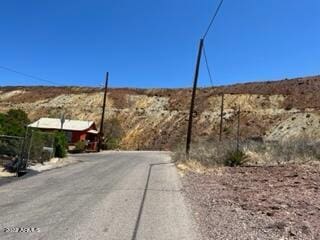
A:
[1, 75, 320, 150]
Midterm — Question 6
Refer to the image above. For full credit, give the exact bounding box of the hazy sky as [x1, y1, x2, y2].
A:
[0, 0, 319, 88]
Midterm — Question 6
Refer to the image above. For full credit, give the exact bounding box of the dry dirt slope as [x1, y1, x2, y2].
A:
[1, 75, 320, 150]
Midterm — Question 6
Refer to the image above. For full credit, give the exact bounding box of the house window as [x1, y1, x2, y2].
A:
[65, 131, 72, 143]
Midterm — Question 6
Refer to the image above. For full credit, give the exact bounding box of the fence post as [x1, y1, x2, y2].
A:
[27, 130, 34, 163]
[51, 136, 55, 159]
[20, 125, 29, 160]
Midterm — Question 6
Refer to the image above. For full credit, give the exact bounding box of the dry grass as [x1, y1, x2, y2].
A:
[173, 140, 239, 167]
[245, 139, 320, 166]
[173, 138, 320, 168]
[176, 161, 208, 175]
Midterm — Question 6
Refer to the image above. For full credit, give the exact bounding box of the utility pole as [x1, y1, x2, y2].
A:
[27, 129, 34, 163]
[98, 72, 109, 152]
[60, 112, 65, 130]
[236, 105, 241, 152]
[219, 93, 224, 142]
[186, 38, 204, 158]
[21, 125, 29, 160]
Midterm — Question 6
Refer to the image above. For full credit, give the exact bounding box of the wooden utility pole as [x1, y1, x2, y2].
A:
[27, 130, 34, 163]
[186, 38, 204, 158]
[236, 105, 241, 152]
[219, 93, 224, 142]
[60, 112, 65, 130]
[98, 72, 109, 152]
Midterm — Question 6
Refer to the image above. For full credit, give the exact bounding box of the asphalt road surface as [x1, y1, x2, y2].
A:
[0, 151, 199, 240]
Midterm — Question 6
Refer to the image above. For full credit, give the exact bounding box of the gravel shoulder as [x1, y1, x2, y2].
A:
[28, 156, 80, 172]
[180, 164, 320, 240]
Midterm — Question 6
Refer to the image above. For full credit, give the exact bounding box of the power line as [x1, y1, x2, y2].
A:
[0, 65, 57, 85]
[186, 0, 225, 156]
[203, 44, 214, 86]
[203, 0, 225, 39]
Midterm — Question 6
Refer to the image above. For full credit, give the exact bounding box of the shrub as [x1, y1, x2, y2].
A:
[284, 104, 293, 111]
[74, 140, 86, 153]
[28, 130, 55, 163]
[0, 138, 21, 157]
[224, 150, 248, 167]
[103, 118, 124, 150]
[105, 137, 120, 150]
[223, 127, 231, 135]
[54, 131, 67, 158]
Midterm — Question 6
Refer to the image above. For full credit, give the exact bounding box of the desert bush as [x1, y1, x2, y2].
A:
[74, 140, 86, 153]
[224, 150, 249, 167]
[223, 127, 231, 135]
[105, 137, 120, 150]
[284, 103, 293, 111]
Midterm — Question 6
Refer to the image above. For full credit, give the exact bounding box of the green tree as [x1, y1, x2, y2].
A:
[0, 109, 30, 137]
[54, 131, 67, 158]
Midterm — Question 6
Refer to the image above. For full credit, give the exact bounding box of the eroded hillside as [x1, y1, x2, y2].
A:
[1, 75, 320, 150]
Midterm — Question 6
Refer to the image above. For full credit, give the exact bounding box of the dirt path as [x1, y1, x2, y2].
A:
[181, 164, 320, 240]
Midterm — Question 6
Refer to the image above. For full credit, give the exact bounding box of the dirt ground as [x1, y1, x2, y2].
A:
[181, 164, 320, 240]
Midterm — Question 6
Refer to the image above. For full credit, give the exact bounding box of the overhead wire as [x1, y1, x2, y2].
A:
[200, 0, 226, 87]
[203, 44, 214, 87]
[202, 0, 225, 40]
[0, 65, 105, 88]
[2, 2, 225, 88]
[0, 65, 58, 85]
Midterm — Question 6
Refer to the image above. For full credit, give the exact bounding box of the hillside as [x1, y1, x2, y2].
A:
[1, 75, 320, 150]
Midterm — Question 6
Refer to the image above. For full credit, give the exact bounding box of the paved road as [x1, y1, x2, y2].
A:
[0, 151, 199, 240]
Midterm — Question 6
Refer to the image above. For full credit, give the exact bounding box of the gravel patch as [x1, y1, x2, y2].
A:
[0, 167, 16, 177]
[181, 164, 320, 240]
[28, 157, 78, 172]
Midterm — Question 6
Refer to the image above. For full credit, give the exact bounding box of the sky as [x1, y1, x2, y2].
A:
[0, 0, 319, 88]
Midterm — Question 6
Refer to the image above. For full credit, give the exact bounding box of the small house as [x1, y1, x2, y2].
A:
[28, 118, 99, 151]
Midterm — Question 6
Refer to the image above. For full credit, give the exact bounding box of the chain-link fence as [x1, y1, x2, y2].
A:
[0, 130, 55, 172]
[25, 130, 55, 165]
